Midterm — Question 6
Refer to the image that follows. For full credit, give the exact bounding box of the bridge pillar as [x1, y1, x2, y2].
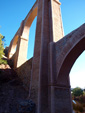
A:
[50, 0, 64, 42]
[30, 0, 50, 112]
[14, 21, 28, 68]
[8, 0, 64, 112]
[14, 37, 28, 68]
[30, 0, 64, 112]
[50, 85, 73, 113]
[49, 42, 73, 113]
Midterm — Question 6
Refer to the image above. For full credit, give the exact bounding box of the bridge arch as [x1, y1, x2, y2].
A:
[14, 1, 38, 68]
[8, 1, 38, 68]
[21, 3, 38, 40]
[56, 35, 85, 86]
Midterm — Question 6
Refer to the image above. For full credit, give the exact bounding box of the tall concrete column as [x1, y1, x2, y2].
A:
[50, 0, 64, 42]
[30, 0, 50, 112]
[8, 39, 14, 59]
[8, 35, 19, 59]
[31, 0, 64, 113]
[14, 21, 28, 68]
[49, 42, 73, 113]
[14, 37, 28, 68]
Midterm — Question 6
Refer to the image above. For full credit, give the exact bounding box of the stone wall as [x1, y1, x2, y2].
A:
[16, 58, 32, 91]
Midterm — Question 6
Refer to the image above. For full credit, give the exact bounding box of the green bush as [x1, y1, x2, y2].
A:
[0, 34, 7, 64]
[72, 87, 83, 97]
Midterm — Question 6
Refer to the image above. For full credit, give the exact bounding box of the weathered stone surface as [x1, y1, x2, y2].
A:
[16, 58, 32, 91]
[49, 86, 72, 113]
[18, 99, 36, 113]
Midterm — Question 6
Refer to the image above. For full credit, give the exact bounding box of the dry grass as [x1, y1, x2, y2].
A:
[72, 102, 84, 112]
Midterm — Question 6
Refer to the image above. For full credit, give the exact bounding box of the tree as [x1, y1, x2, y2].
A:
[0, 34, 7, 64]
[72, 87, 83, 97]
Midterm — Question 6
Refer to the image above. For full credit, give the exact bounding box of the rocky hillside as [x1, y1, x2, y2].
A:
[0, 64, 36, 113]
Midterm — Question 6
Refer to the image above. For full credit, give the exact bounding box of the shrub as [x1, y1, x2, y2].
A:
[72, 87, 83, 97]
[0, 34, 7, 64]
[79, 95, 85, 103]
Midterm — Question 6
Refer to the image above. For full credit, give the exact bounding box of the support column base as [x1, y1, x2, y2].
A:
[50, 85, 73, 113]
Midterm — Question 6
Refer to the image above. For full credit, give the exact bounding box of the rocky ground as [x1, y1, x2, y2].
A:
[0, 64, 35, 113]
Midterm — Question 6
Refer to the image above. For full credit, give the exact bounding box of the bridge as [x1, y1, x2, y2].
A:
[7, 0, 85, 112]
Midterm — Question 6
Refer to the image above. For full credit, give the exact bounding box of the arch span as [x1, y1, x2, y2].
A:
[57, 36, 85, 86]
[21, 1, 38, 39]
[8, 1, 38, 68]
[56, 23, 85, 83]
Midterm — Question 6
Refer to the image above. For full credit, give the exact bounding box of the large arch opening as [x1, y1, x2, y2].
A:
[69, 50, 85, 112]
[27, 17, 37, 60]
[70, 51, 85, 89]
[21, 4, 38, 61]
[57, 37, 85, 86]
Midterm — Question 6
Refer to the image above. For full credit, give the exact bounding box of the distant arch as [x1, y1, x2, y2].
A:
[8, 35, 19, 58]
[8, 1, 38, 60]
[21, 2, 38, 40]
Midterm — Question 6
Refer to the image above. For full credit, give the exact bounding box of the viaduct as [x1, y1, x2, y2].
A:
[7, 0, 85, 112]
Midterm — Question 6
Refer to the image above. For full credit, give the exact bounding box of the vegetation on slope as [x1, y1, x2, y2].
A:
[0, 34, 7, 64]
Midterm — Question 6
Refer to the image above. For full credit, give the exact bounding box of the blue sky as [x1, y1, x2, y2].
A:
[0, 0, 85, 88]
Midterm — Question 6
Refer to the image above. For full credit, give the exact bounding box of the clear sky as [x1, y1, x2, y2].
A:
[0, 0, 85, 88]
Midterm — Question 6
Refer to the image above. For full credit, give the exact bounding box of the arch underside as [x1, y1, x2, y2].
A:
[56, 23, 85, 86]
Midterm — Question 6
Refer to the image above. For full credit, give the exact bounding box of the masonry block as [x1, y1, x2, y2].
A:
[50, 86, 73, 113]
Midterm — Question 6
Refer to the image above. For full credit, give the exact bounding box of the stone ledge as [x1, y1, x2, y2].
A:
[20, 36, 28, 41]
[48, 83, 71, 89]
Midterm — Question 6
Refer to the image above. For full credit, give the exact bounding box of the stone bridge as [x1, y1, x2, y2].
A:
[7, 0, 85, 112]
